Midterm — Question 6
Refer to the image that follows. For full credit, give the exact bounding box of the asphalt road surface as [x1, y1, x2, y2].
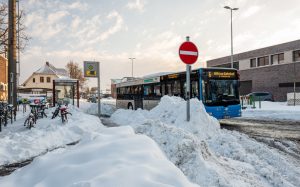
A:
[220, 118, 300, 162]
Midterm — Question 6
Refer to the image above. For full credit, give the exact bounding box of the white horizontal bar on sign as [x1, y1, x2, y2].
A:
[179, 50, 198, 56]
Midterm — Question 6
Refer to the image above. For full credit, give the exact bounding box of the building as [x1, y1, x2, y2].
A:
[207, 39, 300, 101]
[111, 79, 122, 98]
[21, 62, 69, 94]
[0, 55, 8, 101]
[207, 40, 300, 101]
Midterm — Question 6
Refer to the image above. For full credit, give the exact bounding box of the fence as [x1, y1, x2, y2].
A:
[287, 93, 300, 106]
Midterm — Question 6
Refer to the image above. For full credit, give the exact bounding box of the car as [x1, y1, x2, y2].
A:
[246, 92, 274, 101]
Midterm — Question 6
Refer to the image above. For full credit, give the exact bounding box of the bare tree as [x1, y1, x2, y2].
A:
[66, 61, 87, 89]
[0, 2, 30, 55]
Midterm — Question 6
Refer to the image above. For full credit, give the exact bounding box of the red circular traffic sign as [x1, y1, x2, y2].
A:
[179, 41, 198, 65]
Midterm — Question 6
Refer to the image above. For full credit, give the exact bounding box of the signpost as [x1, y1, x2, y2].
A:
[179, 36, 198, 121]
[84, 61, 101, 117]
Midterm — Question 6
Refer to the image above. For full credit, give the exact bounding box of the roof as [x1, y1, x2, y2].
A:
[35, 62, 68, 77]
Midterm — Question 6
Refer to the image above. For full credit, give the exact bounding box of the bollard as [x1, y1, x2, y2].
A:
[252, 96, 256, 109]
[259, 96, 261, 109]
[241, 96, 244, 109]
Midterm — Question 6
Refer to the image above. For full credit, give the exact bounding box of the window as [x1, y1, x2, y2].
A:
[33, 78, 35, 83]
[279, 82, 300, 87]
[233, 61, 239, 70]
[154, 85, 161, 96]
[40, 77, 44, 83]
[257, 56, 269, 67]
[250, 58, 256, 68]
[144, 85, 154, 96]
[47, 77, 51, 83]
[293, 50, 300, 62]
[271, 53, 284, 64]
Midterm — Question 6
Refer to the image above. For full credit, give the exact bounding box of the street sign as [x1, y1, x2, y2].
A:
[83, 61, 101, 117]
[179, 41, 198, 65]
[84, 61, 99, 77]
[179, 36, 198, 122]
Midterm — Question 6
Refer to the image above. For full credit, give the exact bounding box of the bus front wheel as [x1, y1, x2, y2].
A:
[128, 103, 134, 110]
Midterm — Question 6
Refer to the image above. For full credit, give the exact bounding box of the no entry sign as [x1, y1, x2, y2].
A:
[179, 41, 198, 65]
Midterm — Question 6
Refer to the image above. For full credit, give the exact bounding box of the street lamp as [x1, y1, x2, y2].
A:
[224, 6, 238, 69]
[129, 57, 136, 77]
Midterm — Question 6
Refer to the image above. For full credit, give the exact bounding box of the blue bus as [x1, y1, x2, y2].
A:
[116, 68, 241, 119]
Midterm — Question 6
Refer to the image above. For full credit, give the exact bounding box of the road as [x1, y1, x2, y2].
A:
[220, 118, 300, 162]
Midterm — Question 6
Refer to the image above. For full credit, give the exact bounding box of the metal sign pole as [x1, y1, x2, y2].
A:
[186, 65, 191, 121]
[97, 62, 101, 118]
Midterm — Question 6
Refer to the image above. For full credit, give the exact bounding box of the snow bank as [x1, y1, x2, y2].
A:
[0, 106, 104, 165]
[79, 99, 116, 116]
[111, 96, 300, 187]
[0, 126, 199, 187]
[0, 105, 199, 187]
[242, 101, 300, 121]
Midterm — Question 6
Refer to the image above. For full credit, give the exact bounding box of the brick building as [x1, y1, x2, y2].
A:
[0, 55, 8, 101]
[207, 39, 300, 101]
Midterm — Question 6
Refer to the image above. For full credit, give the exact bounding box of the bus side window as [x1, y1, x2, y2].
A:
[162, 84, 166, 96]
[173, 80, 181, 96]
[154, 84, 161, 97]
[191, 81, 199, 98]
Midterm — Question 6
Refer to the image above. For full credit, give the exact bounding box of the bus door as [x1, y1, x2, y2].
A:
[134, 96, 143, 109]
[133, 85, 143, 110]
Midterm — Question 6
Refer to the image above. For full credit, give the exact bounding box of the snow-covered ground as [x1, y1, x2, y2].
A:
[1, 97, 300, 187]
[79, 98, 116, 116]
[0, 106, 198, 187]
[241, 101, 300, 121]
[111, 97, 300, 187]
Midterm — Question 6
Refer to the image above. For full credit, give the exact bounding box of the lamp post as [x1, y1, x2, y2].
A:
[224, 6, 238, 68]
[129, 57, 136, 77]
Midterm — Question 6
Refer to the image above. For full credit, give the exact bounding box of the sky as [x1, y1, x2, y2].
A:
[13, 0, 300, 90]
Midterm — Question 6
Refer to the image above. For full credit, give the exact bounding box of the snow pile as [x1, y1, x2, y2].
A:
[0, 107, 104, 165]
[0, 126, 199, 187]
[242, 101, 300, 121]
[79, 98, 116, 116]
[111, 96, 300, 187]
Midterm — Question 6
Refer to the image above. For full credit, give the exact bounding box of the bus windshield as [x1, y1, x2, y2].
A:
[203, 79, 239, 106]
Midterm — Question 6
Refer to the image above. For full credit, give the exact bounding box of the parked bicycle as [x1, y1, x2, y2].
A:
[60, 105, 72, 123]
[51, 104, 72, 123]
[24, 110, 36, 129]
[0, 102, 16, 132]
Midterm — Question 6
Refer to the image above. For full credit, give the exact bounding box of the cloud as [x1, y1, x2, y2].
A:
[126, 0, 146, 12]
[67, 1, 88, 11]
[241, 5, 262, 18]
[98, 11, 124, 41]
[25, 10, 69, 41]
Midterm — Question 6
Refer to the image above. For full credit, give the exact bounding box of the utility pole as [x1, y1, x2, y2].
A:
[8, 0, 17, 107]
[294, 61, 296, 106]
[224, 6, 238, 69]
[17, 0, 20, 100]
[129, 57, 135, 77]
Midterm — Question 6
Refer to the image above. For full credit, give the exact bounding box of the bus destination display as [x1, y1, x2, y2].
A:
[208, 71, 236, 79]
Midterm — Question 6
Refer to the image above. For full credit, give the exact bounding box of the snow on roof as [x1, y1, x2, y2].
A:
[142, 72, 173, 78]
[34, 62, 68, 77]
